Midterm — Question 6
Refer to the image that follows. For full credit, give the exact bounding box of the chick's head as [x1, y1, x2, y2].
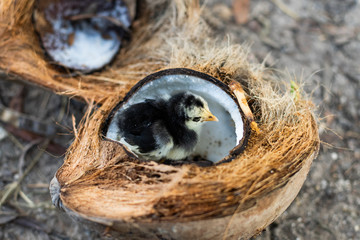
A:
[169, 92, 218, 130]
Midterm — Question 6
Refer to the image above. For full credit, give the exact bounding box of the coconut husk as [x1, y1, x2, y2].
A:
[1, 0, 319, 239]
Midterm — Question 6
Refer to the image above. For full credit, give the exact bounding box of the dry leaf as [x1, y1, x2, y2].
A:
[233, 0, 250, 24]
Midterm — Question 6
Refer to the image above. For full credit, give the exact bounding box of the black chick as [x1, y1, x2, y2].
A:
[116, 91, 218, 161]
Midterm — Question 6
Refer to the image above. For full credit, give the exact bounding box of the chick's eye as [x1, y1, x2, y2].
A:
[193, 117, 201, 122]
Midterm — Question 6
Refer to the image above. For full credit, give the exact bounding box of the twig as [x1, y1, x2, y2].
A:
[18, 138, 43, 176]
[0, 139, 50, 207]
[13, 216, 50, 234]
[271, 0, 300, 20]
[19, 190, 35, 208]
[26, 183, 49, 189]
[56, 96, 68, 123]
[4, 125, 66, 156]
[6, 131, 24, 150]
[39, 92, 51, 119]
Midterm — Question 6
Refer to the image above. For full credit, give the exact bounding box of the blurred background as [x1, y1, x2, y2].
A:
[0, 0, 359, 239]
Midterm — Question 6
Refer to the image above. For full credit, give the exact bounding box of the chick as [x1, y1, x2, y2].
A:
[116, 91, 218, 161]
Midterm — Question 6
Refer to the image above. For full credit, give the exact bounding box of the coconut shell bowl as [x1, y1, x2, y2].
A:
[0, 0, 319, 239]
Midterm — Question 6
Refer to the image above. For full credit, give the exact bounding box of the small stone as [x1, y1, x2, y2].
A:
[331, 152, 338, 160]
[213, 4, 233, 22]
[354, 150, 360, 159]
[13, 173, 19, 180]
[321, 180, 328, 189]
[0, 126, 8, 141]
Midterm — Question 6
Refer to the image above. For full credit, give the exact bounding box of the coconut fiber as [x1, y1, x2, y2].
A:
[0, 0, 319, 239]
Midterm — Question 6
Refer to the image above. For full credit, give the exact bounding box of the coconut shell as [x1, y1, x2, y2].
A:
[103, 68, 253, 164]
[33, 0, 133, 72]
[50, 146, 317, 239]
[1, 0, 320, 239]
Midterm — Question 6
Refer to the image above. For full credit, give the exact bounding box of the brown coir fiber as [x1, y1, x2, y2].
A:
[56, 99, 318, 221]
[1, 0, 319, 238]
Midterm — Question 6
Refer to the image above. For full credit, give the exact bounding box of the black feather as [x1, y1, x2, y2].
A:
[117, 99, 167, 153]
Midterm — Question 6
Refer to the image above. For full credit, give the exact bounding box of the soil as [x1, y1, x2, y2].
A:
[0, 0, 359, 239]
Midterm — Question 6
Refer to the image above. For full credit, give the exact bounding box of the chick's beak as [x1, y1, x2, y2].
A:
[202, 109, 219, 122]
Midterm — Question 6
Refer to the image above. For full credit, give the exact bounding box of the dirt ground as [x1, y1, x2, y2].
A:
[0, 0, 359, 239]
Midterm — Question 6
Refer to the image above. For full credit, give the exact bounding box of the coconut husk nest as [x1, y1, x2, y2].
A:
[1, 0, 320, 239]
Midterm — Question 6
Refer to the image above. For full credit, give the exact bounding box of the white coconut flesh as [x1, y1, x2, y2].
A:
[45, 21, 121, 71]
[38, 0, 131, 71]
[106, 74, 244, 163]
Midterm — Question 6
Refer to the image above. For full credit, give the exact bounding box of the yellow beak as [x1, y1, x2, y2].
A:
[202, 109, 219, 122]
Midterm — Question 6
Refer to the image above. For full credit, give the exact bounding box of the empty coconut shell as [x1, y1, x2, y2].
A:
[33, 0, 133, 72]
